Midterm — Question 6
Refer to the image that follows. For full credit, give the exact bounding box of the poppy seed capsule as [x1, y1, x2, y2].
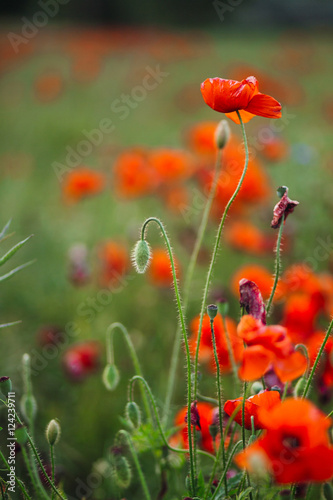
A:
[207, 304, 218, 321]
[0, 376, 12, 396]
[102, 363, 120, 391]
[132, 239, 151, 274]
[46, 419, 61, 446]
[215, 119, 230, 149]
[125, 401, 141, 429]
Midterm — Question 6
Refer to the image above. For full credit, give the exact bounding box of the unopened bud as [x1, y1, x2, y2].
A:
[215, 120, 230, 149]
[132, 239, 151, 274]
[207, 304, 218, 322]
[323, 483, 333, 500]
[251, 381, 264, 395]
[217, 300, 229, 316]
[112, 454, 132, 489]
[103, 364, 120, 391]
[15, 425, 28, 445]
[46, 419, 61, 446]
[125, 401, 141, 429]
[20, 394, 37, 423]
[0, 376, 12, 396]
[294, 377, 307, 398]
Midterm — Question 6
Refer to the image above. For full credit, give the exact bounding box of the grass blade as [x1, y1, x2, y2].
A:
[0, 260, 35, 283]
[0, 235, 33, 267]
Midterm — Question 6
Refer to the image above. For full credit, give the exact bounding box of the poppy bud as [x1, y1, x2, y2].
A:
[294, 377, 307, 398]
[0, 376, 12, 396]
[132, 239, 151, 274]
[112, 453, 132, 489]
[239, 279, 266, 325]
[217, 299, 229, 316]
[215, 120, 230, 149]
[102, 364, 120, 391]
[207, 304, 218, 322]
[251, 381, 264, 395]
[46, 419, 61, 446]
[15, 425, 28, 445]
[125, 402, 141, 429]
[185, 400, 201, 430]
[323, 483, 333, 500]
[20, 394, 37, 423]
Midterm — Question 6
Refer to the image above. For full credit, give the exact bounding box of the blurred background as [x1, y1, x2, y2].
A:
[1, 1, 333, 498]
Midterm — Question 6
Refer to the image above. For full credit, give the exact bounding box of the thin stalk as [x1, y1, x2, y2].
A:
[106, 322, 151, 421]
[118, 430, 151, 500]
[266, 214, 284, 316]
[302, 317, 333, 399]
[143, 219, 196, 494]
[242, 382, 253, 500]
[21, 446, 40, 497]
[0, 448, 32, 499]
[210, 318, 227, 495]
[210, 440, 243, 500]
[50, 445, 55, 500]
[282, 382, 289, 401]
[129, 376, 215, 462]
[221, 313, 239, 388]
[194, 111, 249, 403]
[163, 148, 223, 426]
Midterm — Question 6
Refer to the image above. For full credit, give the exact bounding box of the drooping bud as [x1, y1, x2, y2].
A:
[239, 279, 266, 325]
[125, 401, 141, 429]
[251, 381, 264, 395]
[0, 376, 12, 396]
[294, 377, 307, 398]
[132, 239, 151, 274]
[271, 186, 299, 229]
[15, 425, 28, 445]
[46, 419, 61, 446]
[102, 364, 120, 391]
[215, 120, 230, 149]
[207, 304, 218, 322]
[184, 400, 201, 430]
[110, 447, 132, 489]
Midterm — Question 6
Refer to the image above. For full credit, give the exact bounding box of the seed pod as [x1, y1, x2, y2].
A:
[102, 364, 120, 391]
[132, 239, 151, 274]
[207, 304, 218, 322]
[125, 402, 141, 429]
[46, 419, 61, 446]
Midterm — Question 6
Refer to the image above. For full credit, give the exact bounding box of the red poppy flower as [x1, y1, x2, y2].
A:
[200, 76, 282, 124]
[169, 402, 215, 454]
[225, 220, 275, 256]
[98, 241, 129, 288]
[148, 248, 180, 287]
[224, 389, 281, 430]
[235, 399, 333, 484]
[149, 148, 194, 184]
[62, 341, 101, 381]
[113, 149, 158, 198]
[63, 168, 105, 202]
[189, 313, 244, 374]
[184, 121, 219, 158]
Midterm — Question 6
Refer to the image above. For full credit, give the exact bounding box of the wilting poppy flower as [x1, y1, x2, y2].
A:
[239, 279, 266, 324]
[98, 241, 129, 288]
[271, 187, 299, 229]
[235, 398, 333, 484]
[113, 149, 158, 198]
[200, 76, 282, 124]
[148, 248, 180, 287]
[237, 315, 307, 382]
[224, 389, 281, 430]
[231, 265, 285, 302]
[169, 402, 215, 454]
[189, 313, 243, 374]
[63, 168, 105, 202]
[63, 341, 101, 381]
[225, 220, 275, 256]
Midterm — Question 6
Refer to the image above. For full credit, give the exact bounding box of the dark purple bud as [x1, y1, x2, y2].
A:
[271, 186, 299, 229]
[239, 279, 266, 324]
[184, 400, 201, 430]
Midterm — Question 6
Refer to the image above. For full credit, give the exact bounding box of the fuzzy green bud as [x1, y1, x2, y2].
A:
[112, 455, 132, 489]
[294, 377, 307, 398]
[20, 394, 37, 423]
[46, 419, 61, 446]
[15, 425, 28, 445]
[132, 239, 151, 274]
[125, 401, 141, 429]
[207, 304, 218, 321]
[323, 483, 333, 500]
[251, 381, 264, 395]
[103, 364, 120, 391]
[0, 376, 12, 396]
[215, 120, 230, 150]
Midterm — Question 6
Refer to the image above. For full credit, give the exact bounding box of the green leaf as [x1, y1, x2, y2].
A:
[0, 321, 21, 329]
[238, 487, 254, 500]
[0, 220, 11, 241]
[0, 235, 33, 267]
[0, 259, 35, 283]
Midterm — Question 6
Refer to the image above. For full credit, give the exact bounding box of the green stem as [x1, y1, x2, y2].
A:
[210, 319, 227, 495]
[210, 440, 243, 500]
[221, 313, 239, 388]
[117, 430, 151, 500]
[194, 111, 249, 403]
[50, 445, 55, 500]
[163, 149, 223, 427]
[0, 448, 32, 499]
[106, 322, 151, 421]
[302, 317, 333, 399]
[327, 409, 333, 419]
[242, 381, 254, 500]
[129, 376, 215, 462]
[22, 446, 41, 497]
[282, 382, 289, 401]
[266, 214, 284, 316]
[141, 218, 196, 495]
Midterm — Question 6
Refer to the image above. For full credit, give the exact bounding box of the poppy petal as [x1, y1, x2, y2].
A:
[274, 351, 307, 383]
[225, 110, 256, 124]
[239, 345, 273, 381]
[244, 93, 282, 119]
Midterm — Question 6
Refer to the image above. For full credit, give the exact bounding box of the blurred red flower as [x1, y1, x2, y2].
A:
[200, 76, 282, 124]
[98, 241, 129, 288]
[148, 248, 179, 287]
[113, 149, 158, 198]
[63, 341, 101, 381]
[63, 168, 105, 202]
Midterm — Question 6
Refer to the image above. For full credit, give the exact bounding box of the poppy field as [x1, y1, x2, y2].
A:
[1, 24, 333, 500]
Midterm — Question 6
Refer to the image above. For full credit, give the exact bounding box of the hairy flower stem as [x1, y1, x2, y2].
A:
[106, 322, 151, 421]
[0, 448, 32, 499]
[221, 313, 239, 388]
[210, 441, 243, 500]
[266, 214, 284, 316]
[194, 111, 249, 403]
[242, 382, 253, 500]
[210, 318, 228, 495]
[117, 430, 151, 500]
[141, 218, 196, 496]
[302, 317, 333, 399]
[163, 149, 223, 427]
[50, 445, 55, 500]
